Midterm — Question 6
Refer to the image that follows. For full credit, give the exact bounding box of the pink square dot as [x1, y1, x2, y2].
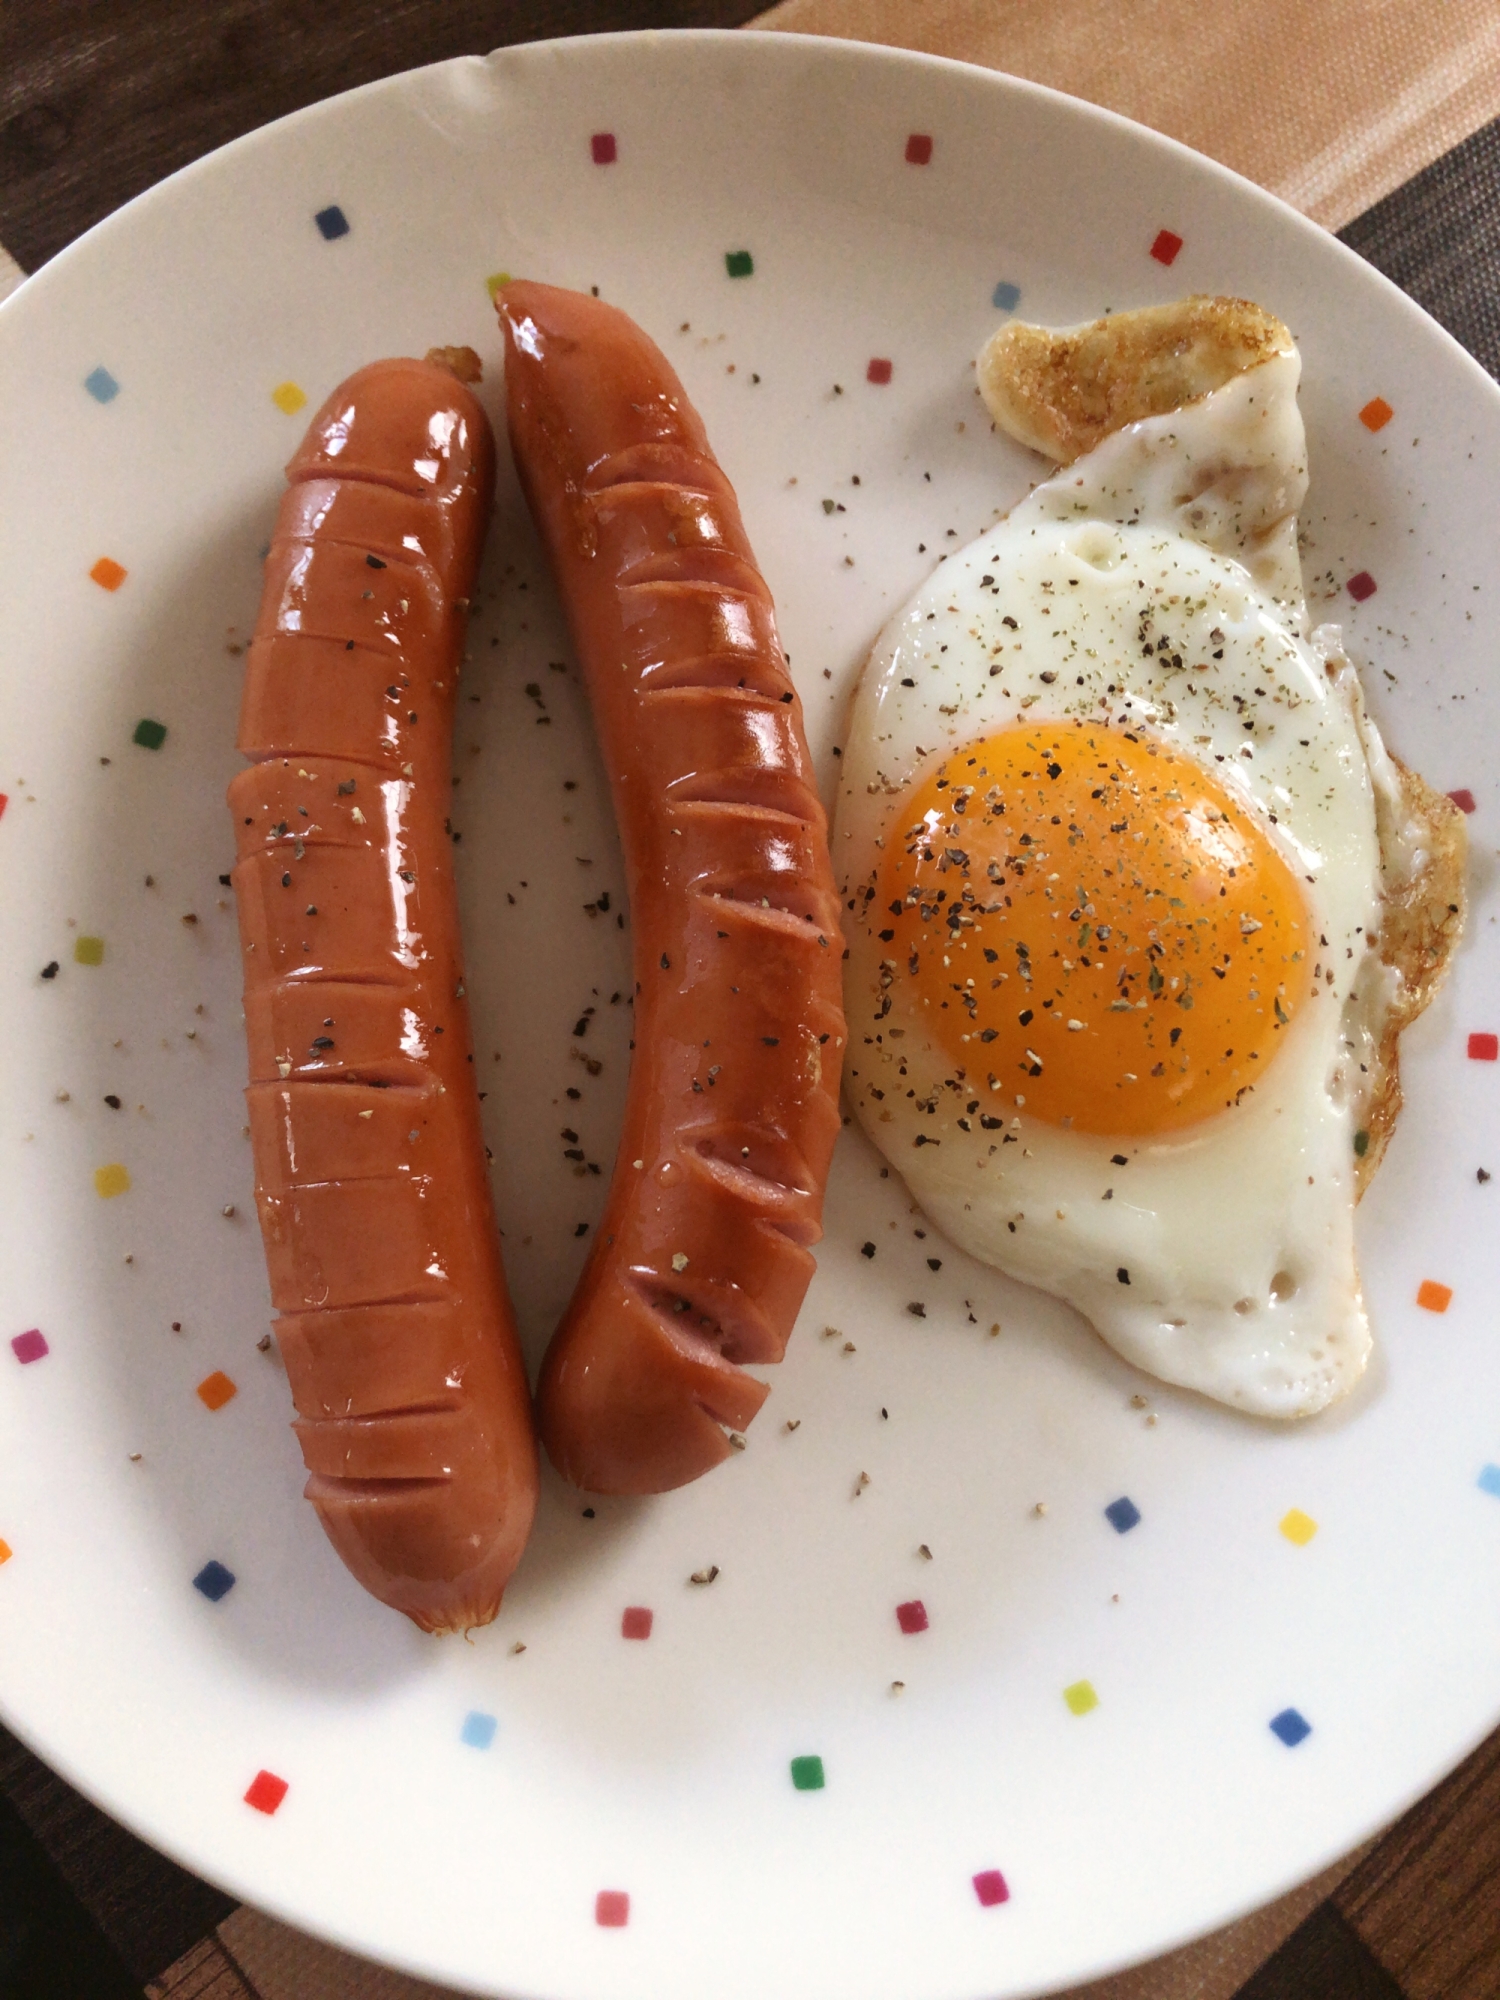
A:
[1347, 570, 1377, 601]
[1150, 229, 1183, 265]
[10, 1330, 48, 1365]
[591, 132, 617, 165]
[244, 1770, 288, 1815]
[621, 1606, 653, 1640]
[595, 1890, 630, 1927]
[866, 358, 893, 385]
[973, 1868, 1010, 1907]
[896, 1598, 929, 1634]
[905, 133, 933, 166]
[1470, 1033, 1499, 1062]
[1448, 788, 1477, 814]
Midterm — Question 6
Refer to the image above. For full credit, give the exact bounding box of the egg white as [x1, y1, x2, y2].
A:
[836, 350, 1405, 1416]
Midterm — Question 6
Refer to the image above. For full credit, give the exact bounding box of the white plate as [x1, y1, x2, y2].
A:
[1, 30, 1497, 2000]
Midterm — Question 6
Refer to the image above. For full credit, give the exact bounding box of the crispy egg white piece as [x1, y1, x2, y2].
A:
[836, 301, 1465, 1418]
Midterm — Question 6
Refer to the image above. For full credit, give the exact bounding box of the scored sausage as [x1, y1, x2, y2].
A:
[228, 355, 538, 1631]
[498, 282, 846, 1495]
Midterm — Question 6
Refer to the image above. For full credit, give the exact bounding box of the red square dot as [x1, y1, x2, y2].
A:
[896, 1598, 929, 1634]
[905, 133, 933, 166]
[973, 1868, 1010, 1907]
[595, 1890, 630, 1927]
[1469, 1032, 1498, 1061]
[1449, 788, 1477, 814]
[866, 358, 893, 385]
[621, 1606, 653, 1640]
[1150, 229, 1183, 266]
[591, 132, 617, 165]
[1347, 570, 1377, 601]
[244, 1770, 288, 1816]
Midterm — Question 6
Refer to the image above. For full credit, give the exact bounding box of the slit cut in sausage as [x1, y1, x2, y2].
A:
[498, 281, 846, 1495]
[229, 355, 538, 1631]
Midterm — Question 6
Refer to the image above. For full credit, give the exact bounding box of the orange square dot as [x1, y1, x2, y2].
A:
[1416, 1280, 1452, 1314]
[90, 557, 127, 592]
[1359, 396, 1394, 432]
[0, 1540, 11, 1565]
[197, 1370, 238, 1410]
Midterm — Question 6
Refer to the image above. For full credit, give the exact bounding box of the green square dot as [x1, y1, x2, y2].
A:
[133, 718, 167, 750]
[74, 936, 105, 966]
[1063, 1679, 1099, 1716]
[789, 1754, 824, 1791]
[725, 250, 754, 279]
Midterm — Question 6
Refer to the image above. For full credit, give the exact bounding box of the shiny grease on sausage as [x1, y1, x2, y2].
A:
[229, 357, 537, 1631]
[499, 283, 846, 1495]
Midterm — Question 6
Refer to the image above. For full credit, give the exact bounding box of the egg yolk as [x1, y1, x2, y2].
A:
[870, 723, 1312, 1135]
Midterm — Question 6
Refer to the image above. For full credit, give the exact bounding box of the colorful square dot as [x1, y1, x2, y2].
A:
[90, 557, 127, 592]
[905, 133, 933, 165]
[972, 1869, 1010, 1907]
[896, 1598, 929, 1634]
[1359, 397, 1394, 431]
[1416, 1279, 1452, 1314]
[591, 132, 617, 165]
[1280, 1508, 1318, 1545]
[1063, 1680, 1099, 1716]
[74, 935, 104, 965]
[1104, 1496, 1140, 1534]
[790, 1754, 825, 1791]
[0, 796, 7, 820]
[193, 1560, 236, 1602]
[485, 271, 513, 301]
[271, 382, 308, 415]
[84, 366, 120, 404]
[866, 357, 893, 385]
[1468, 1032, 1498, 1062]
[0, 1541, 10, 1566]
[725, 250, 754, 279]
[461, 1710, 497, 1750]
[94, 1163, 130, 1199]
[1150, 229, 1183, 266]
[133, 718, 168, 750]
[244, 1770, 288, 1814]
[1347, 570, 1377, 602]
[1478, 1464, 1500, 1498]
[991, 280, 1021, 313]
[1270, 1707, 1311, 1747]
[10, 1330, 48, 1365]
[197, 1370, 237, 1411]
[1448, 788, 1477, 814]
[621, 1606, 653, 1640]
[595, 1890, 630, 1927]
[314, 205, 349, 240]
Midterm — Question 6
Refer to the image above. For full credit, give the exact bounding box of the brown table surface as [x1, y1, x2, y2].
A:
[2, 4, 1499, 1997]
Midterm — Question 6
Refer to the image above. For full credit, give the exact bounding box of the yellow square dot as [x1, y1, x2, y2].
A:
[1280, 1508, 1318, 1545]
[94, 1163, 131, 1199]
[271, 381, 308, 415]
[73, 935, 104, 966]
[1063, 1679, 1099, 1716]
[0, 1540, 11, 1565]
[485, 271, 513, 301]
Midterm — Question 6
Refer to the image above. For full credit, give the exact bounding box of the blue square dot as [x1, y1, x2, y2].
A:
[1104, 1496, 1141, 1534]
[460, 1710, 497, 1750]
[315, 205, 350, 241]
[991, 281, 1022, 313]
[1479, 1464, 1500, 1498]
[84, 367, 120, 404]
[1269, 1707, 1311, 1747]
[192, 1559, 236, 1602]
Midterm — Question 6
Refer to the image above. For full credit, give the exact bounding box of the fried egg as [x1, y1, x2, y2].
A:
[836, 299, 1465, 1417]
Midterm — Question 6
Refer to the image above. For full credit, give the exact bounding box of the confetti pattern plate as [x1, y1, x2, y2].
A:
[0, 31, 1497, 2000]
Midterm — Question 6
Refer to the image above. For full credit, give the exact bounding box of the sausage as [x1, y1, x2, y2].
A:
[228, 355, 538, 1631]
[498, 283, 846, 1494]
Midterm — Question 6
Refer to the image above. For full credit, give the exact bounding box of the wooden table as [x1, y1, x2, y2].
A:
[2, 3, 1499, 1995]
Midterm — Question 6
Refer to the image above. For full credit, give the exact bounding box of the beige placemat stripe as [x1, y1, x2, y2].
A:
[145, 1934, 258, 1999]
[214, 1906, 463, 1999]
[748, 0, 1500, 230]
[0, 242, 26, 303]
